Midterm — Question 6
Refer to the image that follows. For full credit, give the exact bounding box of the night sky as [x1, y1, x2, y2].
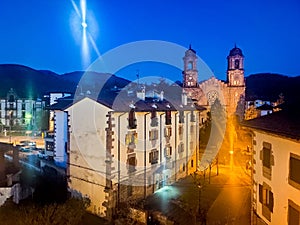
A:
[0, 0, 299, 82]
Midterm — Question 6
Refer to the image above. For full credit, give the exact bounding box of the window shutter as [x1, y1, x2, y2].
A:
[259, 184, 263, 203]
[269, 191, 274, 213]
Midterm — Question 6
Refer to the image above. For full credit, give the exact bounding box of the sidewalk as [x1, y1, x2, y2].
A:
[144, 165, 251, 225]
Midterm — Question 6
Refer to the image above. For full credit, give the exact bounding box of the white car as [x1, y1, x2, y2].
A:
[37, 150, 49, 159]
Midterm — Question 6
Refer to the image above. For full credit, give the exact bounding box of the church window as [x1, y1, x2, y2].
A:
[188, 61, 193, 70]
[234, 59, 240, 69]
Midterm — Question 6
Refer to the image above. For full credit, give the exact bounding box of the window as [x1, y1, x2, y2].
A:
[165, 111, 172, 125]
[178, 142, 184, 153]
[164, 146, 172, 158]
[125, 132, 138, 145]
[164, 127, 172, 137]
[128, 109, 137, 129]
[190, 111, 196, 122]
[179, 111, 184, 123]
[234, 59, 240, 69]
[289, 153, 300, 190]
[259, 183, 274, 221]
[288, 200, 300, 225]
[263, 147, 271, 169]
[260, 142, 273, 180]
[191, 160, 194, 168]
[179, 125, 183, 140]
[149, 129, 158, 141]
[190, 125, 195, 134]
[150, 110, 158, 127]
[190, 141, 194, 152]
[127, 154, 137, 173]
[149, 149, 159, 164]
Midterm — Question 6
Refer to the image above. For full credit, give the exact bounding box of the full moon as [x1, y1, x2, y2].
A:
[81, 21, 87, 29]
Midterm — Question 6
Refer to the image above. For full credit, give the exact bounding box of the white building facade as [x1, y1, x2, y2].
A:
[243, 110, 300, 225]
[62, 96, 204, 219]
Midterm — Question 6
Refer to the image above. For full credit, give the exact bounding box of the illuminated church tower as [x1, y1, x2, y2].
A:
[182, 45, 202, 101]
[183, 45, 198, 88]
[226, 45, 245, 118]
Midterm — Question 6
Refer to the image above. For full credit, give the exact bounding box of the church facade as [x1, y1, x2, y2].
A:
[182, 45, 246, 119]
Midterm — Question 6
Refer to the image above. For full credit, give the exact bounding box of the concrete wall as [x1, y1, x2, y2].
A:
[67, 98, 112, 218]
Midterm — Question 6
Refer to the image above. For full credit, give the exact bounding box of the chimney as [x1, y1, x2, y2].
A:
[160, 91, 164, 101]
[136, 86, 145, 101]
[182, 92, 187, 106]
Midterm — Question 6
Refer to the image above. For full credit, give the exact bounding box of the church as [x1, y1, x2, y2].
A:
[182, 45, 246, 119]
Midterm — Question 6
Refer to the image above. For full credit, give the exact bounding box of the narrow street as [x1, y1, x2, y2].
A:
[206, 165, 251, 225]
[144, 150, 251, 225]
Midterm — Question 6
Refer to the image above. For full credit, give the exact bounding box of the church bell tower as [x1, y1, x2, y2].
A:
[226, 45, 246, 119]
[227, 44, 245, 87]
[183, 45, 198, 88]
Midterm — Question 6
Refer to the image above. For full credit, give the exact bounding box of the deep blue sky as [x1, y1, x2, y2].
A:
[0, 0, 299, 81]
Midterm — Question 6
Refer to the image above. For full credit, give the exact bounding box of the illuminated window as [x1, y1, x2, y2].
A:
[125, 132, 138, 145]
[149, 149, 159, 164]
[288, 200, 300, 225]
[164, 127, 172, 137]
[289, 153, 300, 190]
[164, 145, 172, 158]
[165, 111, 172, 125]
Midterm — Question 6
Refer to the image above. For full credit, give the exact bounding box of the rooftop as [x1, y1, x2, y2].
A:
[241, 103, 300, 140]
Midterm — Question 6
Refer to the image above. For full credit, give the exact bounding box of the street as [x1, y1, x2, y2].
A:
[144, 149, 251, 225]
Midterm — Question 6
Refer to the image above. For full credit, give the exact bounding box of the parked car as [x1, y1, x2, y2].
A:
[19, 140, 37, 150]
[37, 150, 49, 159]
[19, 147, 31, 152]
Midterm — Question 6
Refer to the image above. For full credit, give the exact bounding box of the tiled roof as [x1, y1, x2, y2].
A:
[241, 103, 300, 140]
[50, 90, 206, 113]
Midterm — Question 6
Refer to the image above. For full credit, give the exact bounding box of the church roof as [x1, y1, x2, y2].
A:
[187, 44, 196, 54]
[229, 45, 244, 57]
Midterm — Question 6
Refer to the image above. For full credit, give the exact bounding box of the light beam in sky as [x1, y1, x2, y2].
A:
[70, 0, 100, 70]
